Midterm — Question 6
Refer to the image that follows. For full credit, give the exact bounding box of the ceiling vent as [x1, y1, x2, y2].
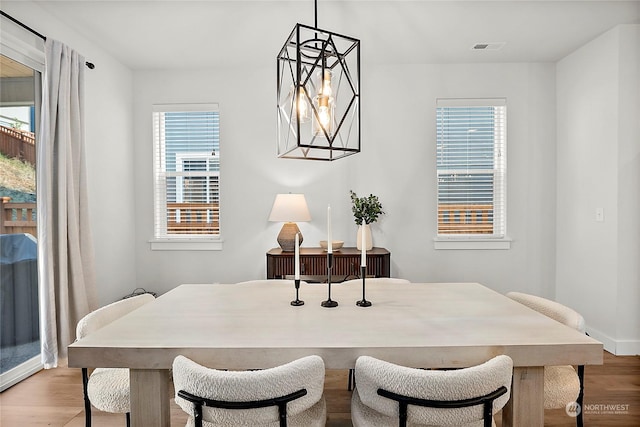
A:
[472, 42, 506, 51]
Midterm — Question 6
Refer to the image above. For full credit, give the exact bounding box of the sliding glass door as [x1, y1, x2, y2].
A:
[0, 51, 42, 391]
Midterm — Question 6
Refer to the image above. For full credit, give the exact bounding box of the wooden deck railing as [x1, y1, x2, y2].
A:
[438, 204, 493, 234]
[0, 125, 36, 166]
[1, 197, 37, 237]
[166, 202, 220, 235]
[3, 200, 489, 237]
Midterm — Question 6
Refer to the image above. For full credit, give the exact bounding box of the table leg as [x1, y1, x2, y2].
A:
[502, 366, 544, 427]
[129, 369, 170, 427]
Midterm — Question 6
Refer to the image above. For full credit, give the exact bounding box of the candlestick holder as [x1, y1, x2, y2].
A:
[321, 253, 338, 307]
[356, 266, 372, 307]
[291, 279, 304, 306]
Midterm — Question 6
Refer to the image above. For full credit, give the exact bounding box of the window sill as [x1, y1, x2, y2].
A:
[433, 237, 511, 250]
[149, 238, 224, 251]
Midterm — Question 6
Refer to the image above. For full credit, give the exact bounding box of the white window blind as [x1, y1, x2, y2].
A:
[436, 98, 506, 238]
[152, 104, 220, 240]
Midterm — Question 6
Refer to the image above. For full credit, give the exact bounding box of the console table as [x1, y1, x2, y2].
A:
[266, 247, 390, 282]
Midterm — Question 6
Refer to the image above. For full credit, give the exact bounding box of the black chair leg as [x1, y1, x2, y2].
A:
[82, 368, 91, 427]
[348, 368, 354, 391]
[83, 367, 130, 427]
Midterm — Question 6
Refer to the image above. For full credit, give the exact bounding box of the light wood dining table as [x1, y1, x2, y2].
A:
[68, 280, 603, 426]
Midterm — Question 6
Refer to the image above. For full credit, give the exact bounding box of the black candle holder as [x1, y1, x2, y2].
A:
[356, 266, 372, 307]
[291, 279, 304, 306]
[321, 253, 338, 308]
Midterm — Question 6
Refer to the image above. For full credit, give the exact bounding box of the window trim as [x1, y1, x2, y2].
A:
[433, 236, 512, 250]
[150, 103, 222, 251]
[0, 16, 45, 73]
[434, 98, 509, 250]
[149, 238, 223, 251]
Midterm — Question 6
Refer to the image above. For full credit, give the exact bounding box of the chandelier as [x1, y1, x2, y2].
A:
[276, 0, 361, 161]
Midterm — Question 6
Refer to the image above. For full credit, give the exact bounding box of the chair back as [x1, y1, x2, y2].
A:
[340, 278, 411, 286]
[76, 293, 155, 339]
[506, 292, 585, 333]
[173, 355, 325, 426]
[235, 280, 308, 286]
[354, 355, 513, 426]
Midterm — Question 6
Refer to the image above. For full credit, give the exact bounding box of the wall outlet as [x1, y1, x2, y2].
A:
[595, 208, 604, 222]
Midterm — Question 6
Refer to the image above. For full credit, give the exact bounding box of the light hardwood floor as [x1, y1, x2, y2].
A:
[0, 351, 638, 426]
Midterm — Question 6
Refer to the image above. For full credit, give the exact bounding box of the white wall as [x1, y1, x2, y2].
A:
[556, 24, 640, 355]
[133, 62, 557, 297]
[2, 2, 137, 305]
[616, 25, 640, 354]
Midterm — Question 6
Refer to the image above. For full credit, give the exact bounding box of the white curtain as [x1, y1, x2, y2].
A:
[37, 39, 98, 368]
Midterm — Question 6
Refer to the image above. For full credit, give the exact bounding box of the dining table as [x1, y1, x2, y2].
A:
[68, 280, 603, 426]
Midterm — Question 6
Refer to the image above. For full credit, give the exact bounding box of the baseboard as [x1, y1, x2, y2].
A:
[0, 355, 43, 392]
[586, 327, 640, 356]
[615, 340, 640, 356]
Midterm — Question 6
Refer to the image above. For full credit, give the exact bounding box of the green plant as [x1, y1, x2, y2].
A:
[350, 190, 384, 225]
[10, 117, 23, 130]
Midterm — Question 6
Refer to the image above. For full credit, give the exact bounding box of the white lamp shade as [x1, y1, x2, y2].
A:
[268, 194, 311, 222]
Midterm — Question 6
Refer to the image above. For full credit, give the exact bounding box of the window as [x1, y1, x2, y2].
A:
[152, 104, 221, 249]
[435, 98, 507, 247]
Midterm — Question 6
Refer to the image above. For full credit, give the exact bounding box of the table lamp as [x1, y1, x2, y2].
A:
[268, 194, 311, 251]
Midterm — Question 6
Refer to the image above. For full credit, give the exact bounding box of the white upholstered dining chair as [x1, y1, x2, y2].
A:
[351, 355, 513, 427]
[75, 293, 156, 427]
[506, 291, 586, 427]
[172, 354, 327, 427]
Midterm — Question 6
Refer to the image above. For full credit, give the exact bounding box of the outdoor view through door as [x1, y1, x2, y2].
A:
[0, 53, 41, 391]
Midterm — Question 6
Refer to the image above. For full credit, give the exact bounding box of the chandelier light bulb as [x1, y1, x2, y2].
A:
[297, 87, 309, 122]
[313, 69, 334, 136]
[321, 69, 332, 96]
[318, 95, 331, 126]
[291, 85, 310, 123]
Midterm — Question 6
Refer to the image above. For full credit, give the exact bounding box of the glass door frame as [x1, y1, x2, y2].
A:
[0, 15, 44, 391]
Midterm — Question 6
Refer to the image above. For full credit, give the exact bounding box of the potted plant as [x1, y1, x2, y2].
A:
[350, 190, 384, 250]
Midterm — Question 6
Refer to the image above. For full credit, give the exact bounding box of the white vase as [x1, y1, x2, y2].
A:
[356, 224, 373, 250]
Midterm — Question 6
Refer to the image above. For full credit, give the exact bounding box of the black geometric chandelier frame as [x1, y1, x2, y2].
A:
[277, 5, 360, 161]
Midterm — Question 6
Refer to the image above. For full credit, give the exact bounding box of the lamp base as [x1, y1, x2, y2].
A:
[277, 222, 302, 252]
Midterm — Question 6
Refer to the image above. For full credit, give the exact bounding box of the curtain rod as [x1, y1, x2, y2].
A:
[1, 10, 95, 69]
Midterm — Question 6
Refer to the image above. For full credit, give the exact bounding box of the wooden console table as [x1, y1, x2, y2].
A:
[266, 247, 390, 282]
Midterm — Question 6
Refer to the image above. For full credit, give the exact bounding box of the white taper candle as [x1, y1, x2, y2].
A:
[294, 233, 300, 279]
[327, 205, 332, 254]
[361, 224, 367, 267]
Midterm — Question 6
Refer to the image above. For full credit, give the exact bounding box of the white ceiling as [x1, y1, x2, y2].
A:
[29, 1, 640, 69]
